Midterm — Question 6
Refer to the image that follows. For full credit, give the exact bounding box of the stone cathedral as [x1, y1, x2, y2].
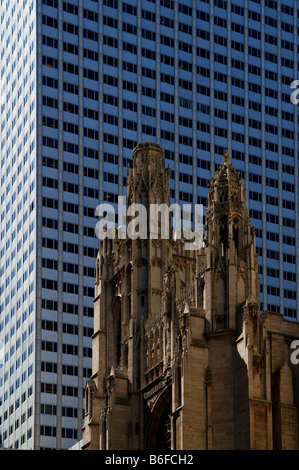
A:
[82, 142, 299, 450]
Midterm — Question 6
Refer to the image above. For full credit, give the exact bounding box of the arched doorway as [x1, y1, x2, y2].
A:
[145, 386, 172, 450]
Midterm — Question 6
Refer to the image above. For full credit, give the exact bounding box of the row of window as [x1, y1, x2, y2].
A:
[258, 266, 296, 282]
[41, 404, 80, 418]
[42, 165, 295, 194]
[39, 426, 78, 440]
[42, 319, 93, 338]
[41, 5, 296, 33]
[98, 185, 295, 214]
[103, 29, 299, 62]
[41, 298, 94, 318]
[42, 162, 99, 180]
[42, 341, 92, 357]
[43, 99, 297, 134]
[43, 87, 294, 133]
[41, 102, 297, 143]
[263, 286, 297, 300]
[42, 10, 299, 48]
[62, 0, 289, 16]
[41, 362, 91, 377]
[42, 199, 96, 221]
[100, 87, 295, 114]
[41, 382, 80, 397]
[41, 27, 299, 69]
[43, 102, 298, 137]
[42, 128, 99, 148]
[261, 249, 296, 265]
[41, 141, 298, 183]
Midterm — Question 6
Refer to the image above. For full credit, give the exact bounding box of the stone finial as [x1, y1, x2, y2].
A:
[223, 149, 231, 164]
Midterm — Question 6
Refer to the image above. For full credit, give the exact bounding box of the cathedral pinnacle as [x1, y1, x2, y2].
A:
[223, 149, 231, 164]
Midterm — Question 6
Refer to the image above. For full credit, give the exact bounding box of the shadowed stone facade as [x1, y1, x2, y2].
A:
[82, 142, 299, 450]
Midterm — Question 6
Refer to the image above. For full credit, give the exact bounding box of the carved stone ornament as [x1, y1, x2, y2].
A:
[252, 353, 263, 374]
[144, 381, 167, 411]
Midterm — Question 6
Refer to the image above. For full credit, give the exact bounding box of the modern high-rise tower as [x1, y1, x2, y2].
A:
[0, 0, 298, 450]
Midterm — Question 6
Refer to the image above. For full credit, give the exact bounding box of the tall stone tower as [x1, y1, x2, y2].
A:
[82, 143, 299, 450]
[197, 149, 263, 449]
[82, 141, 193, 450]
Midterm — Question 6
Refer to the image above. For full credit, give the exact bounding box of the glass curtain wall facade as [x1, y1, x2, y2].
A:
[0, 0, 38, 450]
[0, 0, 298, 450]
[0, 0, 95, 449]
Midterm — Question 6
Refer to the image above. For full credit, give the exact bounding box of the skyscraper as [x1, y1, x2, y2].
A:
[0, 0, 298, 450]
